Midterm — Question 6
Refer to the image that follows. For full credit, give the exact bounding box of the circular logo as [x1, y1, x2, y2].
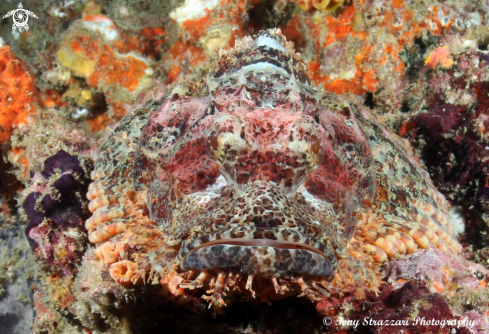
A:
[13, 9, 28, 27]
[323, 316, 332, 326]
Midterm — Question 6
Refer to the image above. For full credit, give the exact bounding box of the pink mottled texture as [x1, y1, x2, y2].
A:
[385, 248, 488, 292]
[459, 312, 489, 334]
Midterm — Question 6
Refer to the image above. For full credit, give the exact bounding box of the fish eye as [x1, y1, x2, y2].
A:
[208, 130, 221, 158]
[309, 133, 321, 156]
[308, 132, 323, 166]
[209, 131, 219, 151]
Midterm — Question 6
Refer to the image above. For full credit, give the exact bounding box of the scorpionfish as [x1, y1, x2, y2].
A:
[85, 29, 462, 306]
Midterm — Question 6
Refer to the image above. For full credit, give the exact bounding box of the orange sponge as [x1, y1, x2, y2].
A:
[0, 46, 39, 144]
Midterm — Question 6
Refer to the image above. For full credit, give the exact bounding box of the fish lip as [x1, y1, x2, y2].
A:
[176, 226, 337, 274]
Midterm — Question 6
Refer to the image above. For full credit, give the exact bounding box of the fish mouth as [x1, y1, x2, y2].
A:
[177, 227, 337, 279]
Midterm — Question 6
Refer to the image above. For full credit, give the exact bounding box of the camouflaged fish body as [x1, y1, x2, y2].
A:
[85, 29, 461, 305]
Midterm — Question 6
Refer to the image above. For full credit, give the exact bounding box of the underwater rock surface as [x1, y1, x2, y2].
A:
[1, 1, 489, 333]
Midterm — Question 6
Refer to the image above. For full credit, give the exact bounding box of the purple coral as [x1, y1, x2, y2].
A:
[40, 150, 87, 178]
[412, 83, 489, 208]
[352, 281, 469, 334]
[403, 53, 489, 253]
[22, 150, 92, 275]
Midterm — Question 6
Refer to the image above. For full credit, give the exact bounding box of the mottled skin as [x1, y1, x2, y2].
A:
[85, 29, 461, 306]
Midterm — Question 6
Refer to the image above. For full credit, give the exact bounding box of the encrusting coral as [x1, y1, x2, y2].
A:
[20, 150, 92, 276]
[295, 0, 345, 12]
[56, 14, 154, 131]
[0, 46, 40, 145]
[0, 45, 41, 180]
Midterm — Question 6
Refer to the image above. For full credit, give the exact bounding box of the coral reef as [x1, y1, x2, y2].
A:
[385, 249, 489, 316]
[349, 282, 476, 334]
[0, 45, 40, 145]
[295, 0, 345, 13]
[0, 43, 41, 182]
[55, 14, 155, 131]
[7, 105, 97, 185]
[21, 150, 92, 276]
[161, 0, 251, 82]
[15, 150, 93, 333]
[275, 0, 489, 133]
[318, 249, 489, 333]
[395, 30, 489, 264]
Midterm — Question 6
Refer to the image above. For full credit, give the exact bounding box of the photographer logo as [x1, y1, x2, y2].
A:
[3, 3, 38, 32]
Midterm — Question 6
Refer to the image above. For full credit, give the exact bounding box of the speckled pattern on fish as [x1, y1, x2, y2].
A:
[85, 29, 461, 306]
